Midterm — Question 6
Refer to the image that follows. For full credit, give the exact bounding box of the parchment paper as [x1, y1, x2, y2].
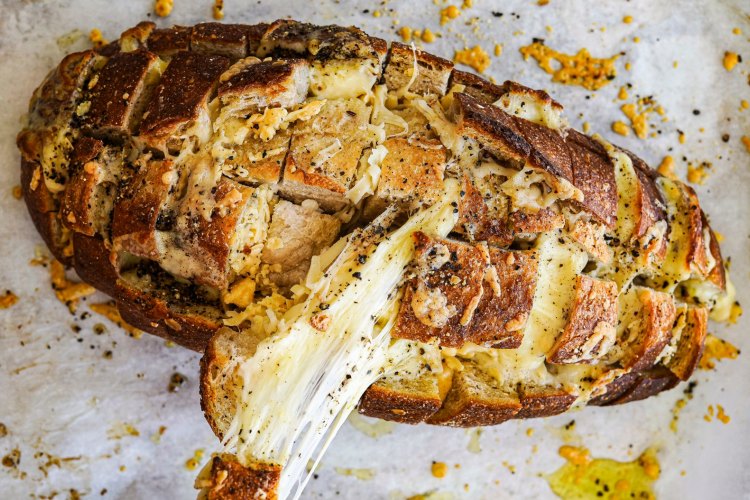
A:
[1, 1, 748, 498]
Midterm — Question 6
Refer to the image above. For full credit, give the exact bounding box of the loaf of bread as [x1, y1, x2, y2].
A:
[17, 20, 733, 499]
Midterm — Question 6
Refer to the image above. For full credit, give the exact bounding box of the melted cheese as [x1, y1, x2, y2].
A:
[443, 232, 588, 387]
[309, 60, 379, 100]
[223, 180, 461, 499]
[41, 127, 74, 193]
[345, 144, 387, 204]
[493, 92, 565, 130]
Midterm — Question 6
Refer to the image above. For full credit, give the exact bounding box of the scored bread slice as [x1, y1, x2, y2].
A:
[16, 19, 737, 499]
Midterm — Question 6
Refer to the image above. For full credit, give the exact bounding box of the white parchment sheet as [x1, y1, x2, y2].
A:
[1, 0, 748, 498]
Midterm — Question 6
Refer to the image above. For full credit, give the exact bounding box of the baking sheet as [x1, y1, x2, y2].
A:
[0, 0, 748, 498]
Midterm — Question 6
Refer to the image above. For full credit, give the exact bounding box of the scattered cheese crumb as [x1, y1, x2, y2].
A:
[633, 36, 641, 43]
[12, 185, 22, 200]
[462, 0, 473, 7]
[742, 135, 750, 153]
[716, 405, 731, 424]
[0, 291, 19, 309]
[699, 334, 740, 370]
[454, 45, 491, 73]
[440, 5, 461, 25]
[399, 26, 413, 42]
[679, 132, 686, 144]
[617, 86, 629, 100]
[494, 44, 503, 57]
[670, 397, 688, 432]
[526, 428, 534, 437]
[623, 15, 633, 24]
[373, 10, 382, 18]
[519, 42, 619, 90]
[686, 161, 711, 185]
[89, 29, 107, 49]
[723, 51, 739, 72]
[422, 28, 436, 43]
[704, 405, 715, 422]
[619, 97, 663, 139]
[154, 0, 173, 17]
[50, 260, 95, 312]
[538, 0, 550, 5]
[625, 61, 632, 71]
[431, 461, 448, 478]
[90, 302, 144, 339]
[657, 156, 676, 179]
[741, 100, 749, 111]
[612, 121, 630, 136]
[185, 449, 204, 471]
[714, 231, 724, 243]
[673, 60, 679, 68]
[732, 28, 742, 35]
[582, 121, 591, 133]
[558, 445, 591, 466]
[334, 467, 376, 480]
[212, 0, 224, 20]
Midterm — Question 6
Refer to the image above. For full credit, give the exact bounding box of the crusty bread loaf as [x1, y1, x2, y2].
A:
[18, 19, 734, 499]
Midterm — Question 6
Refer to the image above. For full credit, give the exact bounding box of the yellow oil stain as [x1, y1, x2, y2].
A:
[547, 446, 659, 500]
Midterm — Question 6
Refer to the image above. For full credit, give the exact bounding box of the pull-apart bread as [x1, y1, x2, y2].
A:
[18, 20, 736, 499]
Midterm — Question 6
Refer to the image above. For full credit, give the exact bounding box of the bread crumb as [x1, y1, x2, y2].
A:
[213, 0, 225, 20]
[0, 291, 19, 309]
[611, 121, 630, 136]
[440, 5, 461, 25]
[723, 51, 739, 72]
[431, 461, 448, 478]
[89, 28, 107, 49]
[90, 302, 144, 339]
[11, 185, 22, 200]
[623, 15, 633, 24]
[519, 42, 619, 90]
[454, 45, 491, 73]
[154, 0, 173, 17]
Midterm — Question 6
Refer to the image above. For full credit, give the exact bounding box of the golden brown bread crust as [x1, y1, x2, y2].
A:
[197, 454, 281, 500]
[18, 20, 728, 437]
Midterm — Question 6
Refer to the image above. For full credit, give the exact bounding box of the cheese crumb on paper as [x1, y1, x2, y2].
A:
[154, 0, 173, 17]
[454, 46, 491, 73]
[0, 291, 19, 309]
[519, 41, 619, 90]
[90, 302, 144, 339]
[698, 334, 740, 370]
